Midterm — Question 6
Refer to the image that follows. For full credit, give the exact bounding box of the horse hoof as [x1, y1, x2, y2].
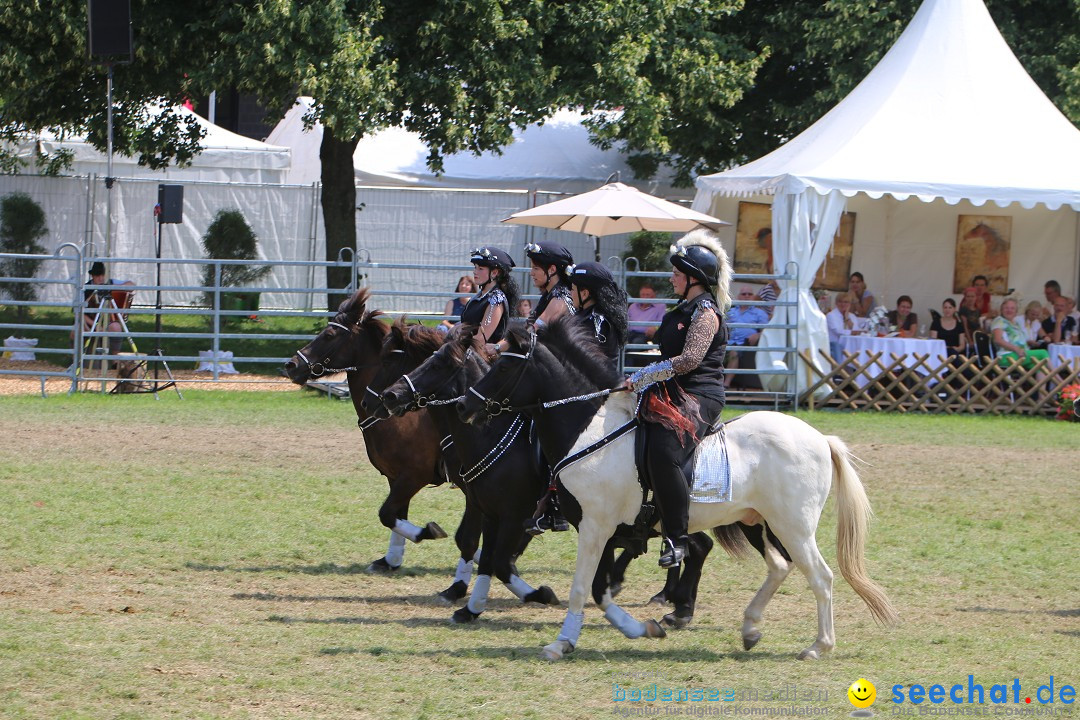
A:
[450, 606, 481, 624]
[541, 640, 572, 660]
[437, 580, 468, 604]
[524, 586, 560, 606]
[420, 522, 447, 541]
[644, 619, 667, 639]
[743, 631, 762, 651]
[797, 648, 821, 661]
[647, 591, 669, 607]
[609, 582, 623, 599]
[365, 557, 401, 574]
[661, 612, 692, 629]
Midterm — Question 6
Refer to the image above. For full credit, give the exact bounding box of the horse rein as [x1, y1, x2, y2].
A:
[469, 330, 630, 416]
[467, 332, 537, 417]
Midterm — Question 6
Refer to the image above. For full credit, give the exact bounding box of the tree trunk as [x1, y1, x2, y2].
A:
[319, 126, 361, 311]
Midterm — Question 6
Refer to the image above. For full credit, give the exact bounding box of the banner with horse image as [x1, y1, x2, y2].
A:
[734, 202, 856, 291]
[953, 214, 1011, 294]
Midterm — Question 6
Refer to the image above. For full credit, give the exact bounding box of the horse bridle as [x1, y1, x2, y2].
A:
[294, 321, 367, 378]
[468, 332, 537, 417]
[362, 348, 405, 409]
[395, 349, 472, 410]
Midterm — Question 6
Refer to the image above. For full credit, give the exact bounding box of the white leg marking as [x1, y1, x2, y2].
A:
[454, 557, 473, 585]
[603, 603, 647, 639]
[467, 574, 492, 615]
[504, 574, 535, 600]
[392, 518, 424, 542]
[385, 531, 407, 567]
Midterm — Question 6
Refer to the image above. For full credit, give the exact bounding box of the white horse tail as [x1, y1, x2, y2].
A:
[827, 436, 900, 625]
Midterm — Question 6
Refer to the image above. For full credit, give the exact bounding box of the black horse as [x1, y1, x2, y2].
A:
[380, 321, 717, 630]
[372, 320, 559, 621]
[283, 289, 481, 601]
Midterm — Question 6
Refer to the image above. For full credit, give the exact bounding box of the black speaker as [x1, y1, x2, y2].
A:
[157, 184, 183, 224]
[87, 0, 133, 60]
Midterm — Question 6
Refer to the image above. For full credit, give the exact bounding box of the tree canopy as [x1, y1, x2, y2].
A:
[2, 0, 1078, 304]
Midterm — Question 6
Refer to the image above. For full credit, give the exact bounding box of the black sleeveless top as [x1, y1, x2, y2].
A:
[577, 307, 621, 368]
[530, 283, 573, 323]
[460, 287, 509, 343]
[655, 292, 727, 402]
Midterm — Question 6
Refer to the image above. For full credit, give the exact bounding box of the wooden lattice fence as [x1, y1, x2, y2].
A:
[799, 349, 1080, 416]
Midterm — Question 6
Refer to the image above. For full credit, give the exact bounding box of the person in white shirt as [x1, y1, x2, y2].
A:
[827, 292, 863, 361]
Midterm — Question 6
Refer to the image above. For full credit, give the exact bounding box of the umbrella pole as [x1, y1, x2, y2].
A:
[592, 234, 600, 262]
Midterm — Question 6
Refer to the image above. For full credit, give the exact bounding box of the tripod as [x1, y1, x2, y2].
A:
[79, 294, 180, 397]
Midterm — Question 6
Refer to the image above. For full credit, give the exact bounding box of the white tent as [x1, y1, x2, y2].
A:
[15, 105, 291, 184]
[692, 0, 1080, 394]
[267, 97, 691, 198]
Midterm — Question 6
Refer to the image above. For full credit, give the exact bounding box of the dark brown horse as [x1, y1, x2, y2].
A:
[284, 289, 481, 600]
[368, 319, 559, 621]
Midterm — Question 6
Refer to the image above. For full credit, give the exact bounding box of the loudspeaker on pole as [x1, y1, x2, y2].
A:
[87, 0, 133, 62]
[157, 184, 183, 224]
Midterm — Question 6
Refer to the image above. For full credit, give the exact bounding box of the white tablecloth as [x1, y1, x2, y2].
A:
[1047, 344, 1080, 372]
[838, 335, 949, 388]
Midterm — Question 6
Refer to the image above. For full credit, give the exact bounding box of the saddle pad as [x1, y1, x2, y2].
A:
[689, 427, 731, 503]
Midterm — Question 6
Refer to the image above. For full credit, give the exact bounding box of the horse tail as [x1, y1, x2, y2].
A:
[828, 435, 899, 626]
[711, 524, 754, 560]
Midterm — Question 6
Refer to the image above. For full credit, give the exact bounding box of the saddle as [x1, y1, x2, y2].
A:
[633, 415, 726, 494]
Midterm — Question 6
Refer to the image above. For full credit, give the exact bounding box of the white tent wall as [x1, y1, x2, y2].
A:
[354, 187, 531, 313]
[269, 98, 694, 201]
[3, 173, 654, 316]
[706, 193, 1080, 313]
[14, 106, 292, 185]
[353, 187, 645, 314]
[0, 174, 323, 308]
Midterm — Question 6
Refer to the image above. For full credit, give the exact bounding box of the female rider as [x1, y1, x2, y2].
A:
[525, 241, 575, 328]
[628, 230, 731, 569]
[567, 261, 629, 367]
[460, 247, 520, 360]
[525, 260, 630, 537]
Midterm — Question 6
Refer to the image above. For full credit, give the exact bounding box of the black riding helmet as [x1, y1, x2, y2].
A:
[670, 244, 719, 287]
[470, 246, 515, 275]
[525, 241, 573, 272]
[567, 261, 615, 293]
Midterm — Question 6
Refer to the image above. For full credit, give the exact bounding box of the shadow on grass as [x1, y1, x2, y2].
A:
[957, 606, 1080, 617]
[186, 561, 455, 577]
[304, 639, 788, 662]
[234, 591, 497, 606]
[264, 614, 559, 633]
[393, 645, 788, 663]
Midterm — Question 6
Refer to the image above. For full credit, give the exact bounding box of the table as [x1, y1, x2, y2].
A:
[1047, 343, 1080, 373]
[838, 335, 948, 388]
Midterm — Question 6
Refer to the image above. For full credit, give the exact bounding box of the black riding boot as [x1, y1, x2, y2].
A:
[659, 535, 688, 569]
[524, 489, 569, 536]
[646, 436, 692, 569]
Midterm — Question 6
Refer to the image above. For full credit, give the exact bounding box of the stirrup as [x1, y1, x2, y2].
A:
[658, 538, 686, 569]
[524, 513, 570, 536]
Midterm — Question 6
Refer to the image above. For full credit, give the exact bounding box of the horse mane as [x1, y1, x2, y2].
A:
[511, 316, 623, 390]
[444, 323, 484, 366]
[391, 316, 444, 360]
[336, 288, 388, 344]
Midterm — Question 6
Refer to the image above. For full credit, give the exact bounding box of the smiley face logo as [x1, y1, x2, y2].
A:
[848, 678, 876, 709]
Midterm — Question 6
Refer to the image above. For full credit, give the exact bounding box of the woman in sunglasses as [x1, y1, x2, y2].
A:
[627, 230, 731, 570]
[461, 247, 520, 360]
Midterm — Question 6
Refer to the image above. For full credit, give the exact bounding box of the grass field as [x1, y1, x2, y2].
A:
[0, 391, 1077, 719]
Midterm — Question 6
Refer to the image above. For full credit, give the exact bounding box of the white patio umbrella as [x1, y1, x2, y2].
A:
[503, 182, 729, 260]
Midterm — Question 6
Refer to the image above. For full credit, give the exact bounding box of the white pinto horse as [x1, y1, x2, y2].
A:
[458, 321, 898, 661]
